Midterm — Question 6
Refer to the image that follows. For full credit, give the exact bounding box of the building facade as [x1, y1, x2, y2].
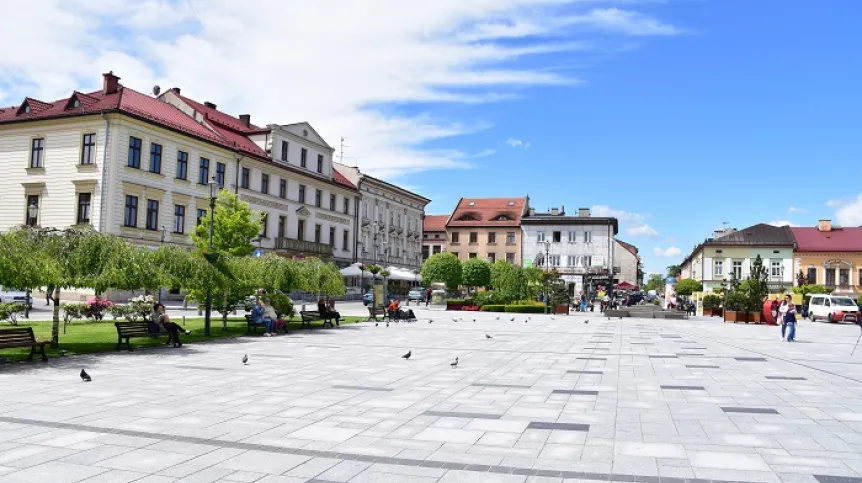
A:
[335, 163, 429, 271]
[680, 223, 796, 292]
[520, 207, 619, 296]
[0, 72, 359, 270]
[445, 197, 528, 265]
[614, 239, 642, 287]
[422, 215, 448, 260]
[791, 220, 862, 294]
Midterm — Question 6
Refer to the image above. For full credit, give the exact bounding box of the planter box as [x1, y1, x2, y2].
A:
[749, 311, 763, 324]
[446, 303, 462, 311]
[703, 307, 722, 317]
[724, 310, 747, 323]
[554, 304, 569, 315]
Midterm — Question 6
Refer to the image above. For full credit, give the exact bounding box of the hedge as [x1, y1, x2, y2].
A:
[480, 305, 507, 312]
[504, 305, 546, 313]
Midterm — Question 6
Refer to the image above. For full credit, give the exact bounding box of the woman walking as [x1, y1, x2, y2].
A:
[781, 295, 797, 342]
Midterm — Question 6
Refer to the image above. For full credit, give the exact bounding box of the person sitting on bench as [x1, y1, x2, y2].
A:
[151, 303, 190, 347]
[317, 299, 342, 322]
[251, 298, 276, 337]
[387, 299, 416, 321]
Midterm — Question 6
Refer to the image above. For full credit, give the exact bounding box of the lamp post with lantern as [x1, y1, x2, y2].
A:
[203, 177, 219, 337]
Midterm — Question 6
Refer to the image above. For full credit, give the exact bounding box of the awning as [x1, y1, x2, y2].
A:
[615, 281, 637, 290]
[385, 266, 422, 281]
[340, 263, 364, 277]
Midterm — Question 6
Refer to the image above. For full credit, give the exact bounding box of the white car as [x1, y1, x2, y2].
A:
[808, 295, 859, 323]
[0, 286, 30, 306]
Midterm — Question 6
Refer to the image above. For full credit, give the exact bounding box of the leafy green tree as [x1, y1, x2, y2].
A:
[462, 258, 491, 289]
[666, 265, 682, 278]
[296, 258, 346, 297]
[421, 253, 462, 290]
[193, 189, 263, 257]
[746, 255, 769, 312]
[645, 274, 664, 292]
[792, 284, 829, 301]
[547, 275, 571, 307]
[490, 260, 524, 301]
[675, 278, 703, 297]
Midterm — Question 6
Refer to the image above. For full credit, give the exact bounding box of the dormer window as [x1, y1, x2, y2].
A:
[22, 103, 31, 114]
[72, 98, 81, 108]
[468, 201, 475, 206]
[507, 201, 515, 206]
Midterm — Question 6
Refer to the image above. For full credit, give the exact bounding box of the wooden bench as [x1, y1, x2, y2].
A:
[366, 306, 389, 322]
[115, 322, 163, 351]
[244, 314, 289, 334]
[299, 310, 338, 329]
[0, 327, 48, 361]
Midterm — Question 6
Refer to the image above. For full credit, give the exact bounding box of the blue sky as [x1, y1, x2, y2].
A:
[1, 0, 861, 276]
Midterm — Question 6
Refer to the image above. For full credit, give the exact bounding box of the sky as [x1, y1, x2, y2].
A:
[1, 0, 861, 276]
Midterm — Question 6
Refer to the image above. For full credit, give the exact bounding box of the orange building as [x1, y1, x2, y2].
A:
[445, 197, 529, 265]
[791, 220, 862, 294]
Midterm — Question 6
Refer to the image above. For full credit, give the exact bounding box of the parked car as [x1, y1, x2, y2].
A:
[408, 288, 426, 302]
[0, 286, 31, 307]
[808, 294, 859, 323]
[362, 292, 373, 306]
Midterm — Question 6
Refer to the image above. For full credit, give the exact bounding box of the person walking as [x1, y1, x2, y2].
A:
[781, 295, 797, 342]
[45, 285, 55, 306]
[425, 287, 432, 307]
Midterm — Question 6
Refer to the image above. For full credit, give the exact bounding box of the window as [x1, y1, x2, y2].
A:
[216, 162, 226, 187]
[506, 232, 516, 244]
[26, 195, 39, 227]
[343, 198, 350, 214]
[317, 154, 323, 173]
[567, 256, 578, 267]
[488, 232, 496, 244]
[146, 199, 159, 231]
[537, 231, 546, 243]
[81, 134, 96, 165]
[278, 216, 286, 238]
[297, 219, 305, 241]
[506, 252, 515, 263]
[552, 231, 561, 243]
[76, 193, 91, 225]
[196, 209, 207, 226]
[176, 151, 188, 180]
[770, 260, 782, 278]
[584, 231, 592, 243]
[549, 255, 561, 267]
[584, 256, 592, 267]
[568, 231, 576, 242]
[343, 230, 350, 251]
[422, 246, 430, 260]
[433, 246, 442, 255]
[281, 140, 288, 161]
[314, 224, 322, 243]
[261, 173, 269, 194]
[198, 158, 210, 185]
[732, 260, 743, 280]
[241, 167, 250, 189]
[298, 185, 306, 203]
[469, 253, 477, 259]
[329, 226, 336, 246]
[859, 269, 862, 287]
[173, 205, 185, 234]
[149, 143, 162, 174]
[127, 137, 141, 168]
[469, 232, 478, 244]
[260, 213, 268, 238]
[279, 179, 287, 199]
[329, 194, 336, 210]
[451, 232, 460, 243]
[825, 268, 836, 286]
[300, 148, 308, 168]
[488, 253, 496, 263]
[123, 195, 138, 228]
[839, 268, 850, 287]
[714, 260, 724, 277]
[315, 189, 322, 207]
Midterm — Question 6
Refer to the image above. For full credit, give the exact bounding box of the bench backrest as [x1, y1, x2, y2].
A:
[0, 327, 36, 346]
[115, 321, 151, 336]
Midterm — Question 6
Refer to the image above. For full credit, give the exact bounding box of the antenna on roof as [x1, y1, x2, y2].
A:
[339, 136, 357, 167]
[152, 85, 161, 97]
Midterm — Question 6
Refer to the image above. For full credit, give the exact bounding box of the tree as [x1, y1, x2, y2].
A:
[645, 274, 664, 292]
[462, 258, 491, 289]
[747, 255, 769, 311]
[192, 189, 263, 257]
[666, 265, 682, 278]
[675, 278, 703, 297]
[792, 284, 829, 300]
[490, 260, 524, 301]
[421, 253, 462, 290]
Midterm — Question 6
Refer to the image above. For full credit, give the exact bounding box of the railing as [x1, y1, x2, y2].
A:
[275, 237, 333, 256]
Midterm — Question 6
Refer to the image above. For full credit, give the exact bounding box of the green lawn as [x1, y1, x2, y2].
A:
[0, 315, 364, 362]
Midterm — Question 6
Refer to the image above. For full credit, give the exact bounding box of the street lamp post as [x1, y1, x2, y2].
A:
[204, 177, 218, 337]
[780, 265, 785, 293]
[543, 240, 550, 314]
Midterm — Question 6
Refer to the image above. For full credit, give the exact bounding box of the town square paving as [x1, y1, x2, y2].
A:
[1, 309, 862, 483]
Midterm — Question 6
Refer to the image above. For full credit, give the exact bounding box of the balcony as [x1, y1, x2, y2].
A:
[361, 217, 371, 226]
[275, 237, 333, 256]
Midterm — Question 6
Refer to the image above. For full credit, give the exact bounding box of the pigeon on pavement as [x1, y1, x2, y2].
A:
[242, 354, 248, 365]
[80, 369, 91, 382]
[402, 350, 412, 360]
[510, 317, 515, 322]
[485, 334, 492, 339]
[450, 357, 459, 368]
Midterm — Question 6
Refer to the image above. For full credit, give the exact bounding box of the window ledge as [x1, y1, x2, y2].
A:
[124, 165, 141, 171]
[175, 178, 190, 183]
[144, 170, 165, 178]
[76, 164, 98, 172]
[25, 167, 45, 174]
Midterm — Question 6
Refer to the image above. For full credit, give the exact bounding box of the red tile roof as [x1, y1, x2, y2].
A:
[424, 215, 448, 232]
[447, 197, 527, 227]
[790, 226, 862, 252]
[332, 169, 356, 189]
[616, 239, 639, 257]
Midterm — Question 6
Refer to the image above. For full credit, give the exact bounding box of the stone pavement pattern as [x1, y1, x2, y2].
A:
[1, 309, 862, 483]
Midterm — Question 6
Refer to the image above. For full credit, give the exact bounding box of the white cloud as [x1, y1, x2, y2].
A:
[767, 220, 799, 227]
[830, 194, 862, 227]
[505, 138, 531, 149]
[0, 0, 681, 180]
[788, 206, 808, 214]
[591, 205, 659, 237]
[653, 246, 681, 257]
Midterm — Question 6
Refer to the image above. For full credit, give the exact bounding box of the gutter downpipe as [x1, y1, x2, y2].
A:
[98, 112, 110, 233]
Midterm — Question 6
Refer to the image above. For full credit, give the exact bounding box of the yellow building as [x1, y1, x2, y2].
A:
[791, 221, 862, 294]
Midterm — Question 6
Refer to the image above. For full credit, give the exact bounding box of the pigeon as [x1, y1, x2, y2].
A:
[473, 319, 476, 322]
[584, 320, 589, 324]
[428, 319, 433, 324]
[510, 317, 515, 322]
[375, 322, 379, 327]
[485, 334, 492, 339]
[495, 316, 500, 320]
[80, 369, 91, 382]
[402, 350, 412, 360]
[450, 357, 459, 368]
[386, 321, 390, 327]
[242, 354, 248, 365]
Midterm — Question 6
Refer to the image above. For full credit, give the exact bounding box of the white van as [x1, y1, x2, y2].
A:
[808, 295, 859, 323]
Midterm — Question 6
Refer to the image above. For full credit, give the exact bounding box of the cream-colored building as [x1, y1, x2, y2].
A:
[445, 197, 528, 265]
[0, 72, 359, 273]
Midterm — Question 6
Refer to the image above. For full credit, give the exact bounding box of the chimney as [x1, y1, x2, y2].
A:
[239, 114, 251, 127]
[551, 207, 559, 216]
[818, 219, 832, 232]
[204, 101, 217, 109]
[560, 205, 565, 216]
[578, 207, 590, 217]
[528, 208, 535, 216]
[102, 71, 121, 95]
[172, 87, 181, 95]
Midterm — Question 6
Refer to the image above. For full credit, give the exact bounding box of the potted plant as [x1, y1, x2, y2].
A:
[724, 288, 747, 323]
[702, 294, 721, 317]
[746, 255, 770, 324]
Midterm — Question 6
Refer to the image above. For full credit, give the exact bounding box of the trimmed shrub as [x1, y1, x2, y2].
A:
[504, 305, 546, 313]
[480, 305, 507, 312]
